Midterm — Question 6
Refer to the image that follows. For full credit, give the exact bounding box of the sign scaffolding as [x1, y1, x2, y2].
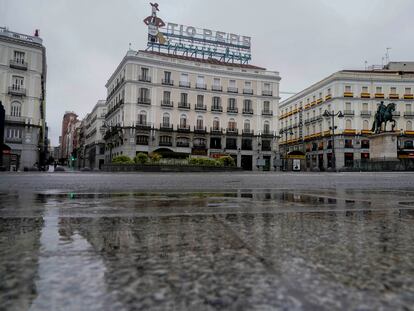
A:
[143, 3, 252, 64]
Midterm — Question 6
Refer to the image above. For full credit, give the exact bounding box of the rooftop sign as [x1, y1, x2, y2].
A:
[143, 3, 251, 64]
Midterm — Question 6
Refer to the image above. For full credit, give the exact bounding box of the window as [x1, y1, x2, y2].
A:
[263, 121, 270, 134]
[139, 88, 149, 99]
[213, 118, 220, 130]
[376, 86, 382, 93]
[244, 120, 250, 131]
[197, 76, 204, 84]
[327, 88, 331, 95]
[345, 102, 351, 111]
[196, 95, 204, 107]
[6, 128, 22, 139]
[212, 97, 221, 108]
[390, 87, 397, 94]
[405, 87, 412, 94]
[164, 71, 171, 83]
[262, 140, 271, 151]
[180, 73, 189, 82]
[14, 51, 25, 63]
[243, 99, 252, 112]
[345, 119, 352, 129]
[196, 116, 204, 129]
[141, 67, 149, 80]
[180, 93, 188, 104]
[362, 86, 368, 93]
[407, 121, 412, 131]
[361, 140, 370, 149]
[136, 135, 149, 145]
[345, 139, 353, 148]
[12, 76, 24, 89]
[163, 91, 170, 102]
[363, 120, 369, 130]
[344, 153, 354, 167]
[245, 81, 251, 88]
[159, 136, 172, 145]
[228, 98, 236, 109]
[162, 113, 170, 126]
[228, 118, 237, 130]
[226, 138, 237, 149]
[362, 103, 368, 111]
[345, 85, 351, 92]
[263, 101, 270, 112]
[180, 114, 187, 128]
[137, 110, 147, 125]
[213, 78, 220, 86]
[263, 83, 270, 91]
[229, 80, 236, 87]
[10, 102, 21, 117]
[406, 104, 412, 112]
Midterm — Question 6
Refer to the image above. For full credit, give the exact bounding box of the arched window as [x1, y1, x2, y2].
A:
[162, 113, 170, 126]
[137, 110, 147, 125]
[363, 120, 369, 130]
[346, 119, 352, 129]
[407, 121, 412, 131]
[180, 114, 187, 128]
[196, 115, 204, 130]
[244, 119, 250, 131]
[228, 118, 237, 130]
[263, 121, 270, 134]
[11, 101, 21, 117]
[213, 117, 220, 131]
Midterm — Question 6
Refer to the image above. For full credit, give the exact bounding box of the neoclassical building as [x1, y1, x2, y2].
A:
[0, 27, 47, 170]
[279, 62, 414, 170]
[103, 50, 280, 170]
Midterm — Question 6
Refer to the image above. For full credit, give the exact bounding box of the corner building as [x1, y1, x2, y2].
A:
[104, 50, 280, 170]
[0, 27, 47, 170]
[279, 62, 414, 170]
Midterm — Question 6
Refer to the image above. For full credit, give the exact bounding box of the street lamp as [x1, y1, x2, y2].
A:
[322, 109, 344, 171]
[279, 129, 293, 171]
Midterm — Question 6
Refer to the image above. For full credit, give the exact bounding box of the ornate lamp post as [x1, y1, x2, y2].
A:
[322, 109, 344, 171]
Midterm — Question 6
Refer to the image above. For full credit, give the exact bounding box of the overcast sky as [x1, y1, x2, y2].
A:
[2, 0, 414, 145]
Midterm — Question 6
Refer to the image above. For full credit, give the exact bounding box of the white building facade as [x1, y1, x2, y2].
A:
[279, 63, 414, 170]
[103, 50, 280, 170]
[84, 100, 106, 169]
[0, 27, 47, 170]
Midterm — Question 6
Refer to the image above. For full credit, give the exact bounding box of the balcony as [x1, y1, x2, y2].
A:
[210, 127, 223, 135]
[226, 128, 238, 135]
[262, 110, 273, 116]
[159, 141, 172, 147]
[227, 107, 238, 113]
[212, 85, 222, 92]
[227, 87, 238, 93]
[179, 81, 191, 88]
[361, 92, 371, 98]
[375, 93, 385, 99]
[10, 59, 28, 70]
[242, 129, 254, 136]
[161, 79, 174, 86]
[5, 115, 26, 124]
[195, 83, 206, 90]
[360, 111, 371, 116]
[404, 94, 414, 100]
[261, 131, 274, 138]
[243, 88, 253, 95]
[242, 109, 254, 115]
[262, 90, 273, 96]
[392, 111, 401, 117]
[5, 136, 22, 143]
[194, 126, 207, 134]
[211, 106, 223, 112]
[135, 122, 152, 130]
[325, 94, 332, 100]
[159, 123, 173, 131]
[389, 93, 399, 99]
[178, 102, 191, 109]
[195, 104, 207, 111]
[8, 86, 26, 96]
[343, 110, 355, 116]
[343, 92, 354, 98]
[161, 100, 173, 108]
[138, 97, 151, 105]
[177, 125, 190, 132]
[404, 112, 414, 117]
[138, 75, 151, 83]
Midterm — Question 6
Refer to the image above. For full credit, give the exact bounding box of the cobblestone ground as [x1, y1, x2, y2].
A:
[1, 172, 414, 310]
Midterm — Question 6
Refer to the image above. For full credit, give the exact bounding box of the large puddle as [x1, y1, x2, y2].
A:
[1, 189, 414, 310]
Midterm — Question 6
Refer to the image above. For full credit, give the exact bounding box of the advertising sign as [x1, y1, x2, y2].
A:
[293, 159, 301, 171]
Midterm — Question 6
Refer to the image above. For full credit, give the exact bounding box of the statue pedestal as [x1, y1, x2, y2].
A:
[369, 132, 399, 160]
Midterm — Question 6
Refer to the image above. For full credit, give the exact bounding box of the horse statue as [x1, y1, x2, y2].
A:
[371, 102, 396, 133]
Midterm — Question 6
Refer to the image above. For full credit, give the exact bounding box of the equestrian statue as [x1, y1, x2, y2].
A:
[371, 101, 396, 134]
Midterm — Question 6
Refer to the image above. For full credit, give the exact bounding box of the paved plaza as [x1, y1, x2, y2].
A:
[1, 172, 414, 310]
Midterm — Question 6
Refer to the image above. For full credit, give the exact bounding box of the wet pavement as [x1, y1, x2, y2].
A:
[1, 172, 414, 310]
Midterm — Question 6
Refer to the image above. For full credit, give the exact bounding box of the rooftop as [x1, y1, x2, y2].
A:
[0, 27, 43, 45]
